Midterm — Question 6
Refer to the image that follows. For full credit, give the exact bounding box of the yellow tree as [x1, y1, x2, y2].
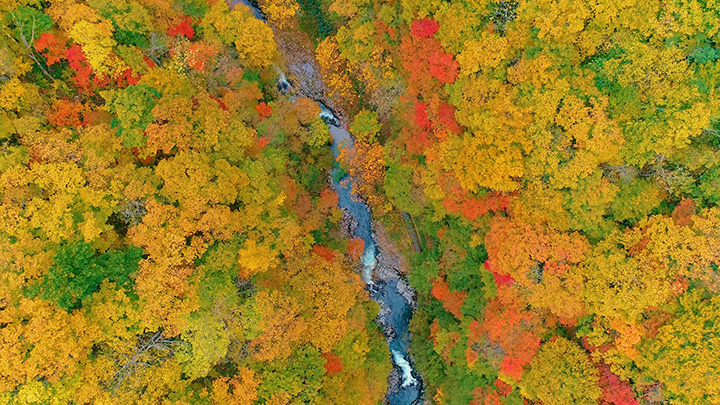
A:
[636, 289, 720, 403]
[520, 337, 601, 403]
[200, 2, 277, 68]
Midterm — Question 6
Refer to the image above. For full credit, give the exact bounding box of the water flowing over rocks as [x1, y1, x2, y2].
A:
[229, 1, 423, 402]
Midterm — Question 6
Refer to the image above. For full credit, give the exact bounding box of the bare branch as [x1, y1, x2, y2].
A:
[7, 12, 54, 81]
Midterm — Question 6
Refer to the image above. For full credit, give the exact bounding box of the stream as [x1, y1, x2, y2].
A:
[322, 106, 422, 404]
[230, 1, 423, 402]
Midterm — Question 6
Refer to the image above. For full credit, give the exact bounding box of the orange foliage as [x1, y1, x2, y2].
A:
[47, 99, 89, 128]
[481, 287, 542, 380]
[347, 237, 365, 261]
[500, 356, 525, 380]
[322, 352, 344, 375]
[312, 245, 336, 262]
[319, 188, 339, 209]
[485, 216, 589, 284]
[672, 199, 696, 226]
[431, 276, 466, 319]
[34, 32, 68, 66]
[255, 101, 273, 120]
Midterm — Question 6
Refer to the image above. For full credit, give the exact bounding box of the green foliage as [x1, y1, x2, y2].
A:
[384, 161, 423, 216]
[611, 179, 664, 224]
[31, 242, 142, 311]
[178, 0, 210, 18]
[113, 29, 148, 47]
[297, 0, 336, 41]
[258, 345, 326, 402]
[407, 252, 440, 293]
[6, 6, 53, 42]
[350, 109, 381, 143]
[441, 362, 492, 405]
[103, 84, 161, 148]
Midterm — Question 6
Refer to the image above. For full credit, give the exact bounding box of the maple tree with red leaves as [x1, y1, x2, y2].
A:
[167, 17, 195, 39]
[411, 18, 439, 38]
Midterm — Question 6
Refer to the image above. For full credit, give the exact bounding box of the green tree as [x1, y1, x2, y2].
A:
[31, 242, 143, 311]
[103, 84, 161, 148]
[258, 345, 326, 402]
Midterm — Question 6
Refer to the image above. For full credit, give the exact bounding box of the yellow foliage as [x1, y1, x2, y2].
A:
[238, 239, 278, 278]
[456, 31, 510, 76]
[260, 0, 299, 29]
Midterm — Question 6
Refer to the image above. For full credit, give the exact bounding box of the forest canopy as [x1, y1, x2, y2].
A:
[1, 0, 720, 403]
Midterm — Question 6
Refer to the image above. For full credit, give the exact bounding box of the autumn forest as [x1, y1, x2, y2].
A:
[1, 0, 720, 403]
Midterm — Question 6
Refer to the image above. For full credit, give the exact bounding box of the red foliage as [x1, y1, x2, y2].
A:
[414, 102, 431, 129]
[431, 277, 466, 319]
[322, 352, 344, 375]
[34, 32, 67, 66]
[598, 364, 638, 405]
[411, 18, 439, 38]
[115, 68, 140, 87]
[312, 245, 335, 262]
[255, 102, 273, 120]
[143, 55, 156, 67]
[66, 45, 94, 91]
[47, 99, 87, 128]
[210, 96, 228, 111]
[167, 17, 195, 39]
[485, 259, 515, 286]
[347, 237, 365, 261]
[494, 379, 513, 397]
[437, 102, 462, 135]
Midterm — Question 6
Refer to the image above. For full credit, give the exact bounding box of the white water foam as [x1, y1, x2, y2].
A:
[361, 244, 376, 285]
[392, 350, 418, 387]
[318, 103, 339, 126]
